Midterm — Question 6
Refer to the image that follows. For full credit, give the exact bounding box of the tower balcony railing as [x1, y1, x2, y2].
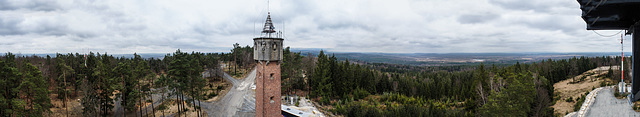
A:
[259, 31, 284, 38]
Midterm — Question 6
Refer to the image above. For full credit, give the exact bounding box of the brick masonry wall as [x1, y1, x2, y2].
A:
[256, 61, 281, 117]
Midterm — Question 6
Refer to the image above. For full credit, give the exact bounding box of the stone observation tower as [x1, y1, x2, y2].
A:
[254, 12, 283, 117]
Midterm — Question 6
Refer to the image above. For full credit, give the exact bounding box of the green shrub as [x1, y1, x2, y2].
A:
[565, 97, 573, 102]
[56, 87, 65, 99]
[574, 94, 586, 111]
[208, 92, 218, 98]
[158, 104, 167, 110]
[353, 88, 371, 100]
[320, 96, 330, 105]
[552, 94, 561, 104]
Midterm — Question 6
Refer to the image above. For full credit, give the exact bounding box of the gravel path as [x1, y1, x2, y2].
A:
[205, 68, 256, 117]
[585, 87, 640, 117]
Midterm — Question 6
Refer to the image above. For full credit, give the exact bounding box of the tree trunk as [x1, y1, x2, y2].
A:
[197, 88, 202, 117]
[234, 53, 236, 75]
[28, 88, 32, 117]
[121, 74, 125, 117]
[189, 76, 197, 117]
[197, 94, 202, 117]
[176, 89, 180, 117]
[150, 78, 155, 117]
[98, 75, 102, 116]
[198, 89, 204, 115]
[64, 72, 69, 117]
[143, 91, 147, 117]
[139, 84, 143, 117]
[161, 89, 165, 117]
[181, 91, 185, 117]
[191, 91, 197, 117]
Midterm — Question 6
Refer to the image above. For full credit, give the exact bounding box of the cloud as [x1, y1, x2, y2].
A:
[0, 0, 628, 54]
[0, 0, 62, 11]
[0, 15, 23, 35]
[488, 0, 573, 13]
[458, 13, 500, 24]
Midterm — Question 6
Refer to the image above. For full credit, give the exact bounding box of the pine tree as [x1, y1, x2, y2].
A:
[132, 53, 148, 117]
[310, 50, 333, 103]
[168, 50, 189, 116]
[155, 74, 171, 117]
[92, 53, 116, 116]
[55, 57, 74, 117]
[474, 62, 489, 108]
[480, 72, 535, 116]
[18, 61, 52, 116]
[113, 61, 132, 116]
[0, 53, 21, 116]
[187, 52, 205, 117]
[81, 52, 98, 116]
[134, 53, 155, 116]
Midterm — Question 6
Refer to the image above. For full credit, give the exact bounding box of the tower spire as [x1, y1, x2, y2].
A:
[262, 12, 276, 34]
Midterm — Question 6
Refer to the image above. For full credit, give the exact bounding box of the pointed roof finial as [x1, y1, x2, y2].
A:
[262, 12, 276, 33]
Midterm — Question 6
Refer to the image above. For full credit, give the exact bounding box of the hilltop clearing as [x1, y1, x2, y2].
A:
[551, 66, 617, 115]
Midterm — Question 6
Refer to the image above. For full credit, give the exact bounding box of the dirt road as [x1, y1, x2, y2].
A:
[204, 68, 256, 117]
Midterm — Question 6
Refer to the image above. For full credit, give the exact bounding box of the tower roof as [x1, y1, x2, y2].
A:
[577, 0, 640, 30]
[262, 12, 276, 33]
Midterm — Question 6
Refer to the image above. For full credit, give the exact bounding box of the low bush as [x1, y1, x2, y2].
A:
[565, 97, 573, 102]
[574, 94, 586, 111]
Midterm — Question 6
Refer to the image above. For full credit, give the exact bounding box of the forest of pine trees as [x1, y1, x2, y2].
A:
[0, 45, 630, 117]
[0, 53, 52, 117]
[0, 49, 226, 117]
[295, 50, 626, 116]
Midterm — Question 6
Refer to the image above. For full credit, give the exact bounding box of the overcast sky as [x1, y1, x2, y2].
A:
[0, 0, 633, 54]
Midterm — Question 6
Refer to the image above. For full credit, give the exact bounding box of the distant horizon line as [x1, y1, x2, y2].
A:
[6, 51, 633, 55]
[1, 48, 633, 55]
